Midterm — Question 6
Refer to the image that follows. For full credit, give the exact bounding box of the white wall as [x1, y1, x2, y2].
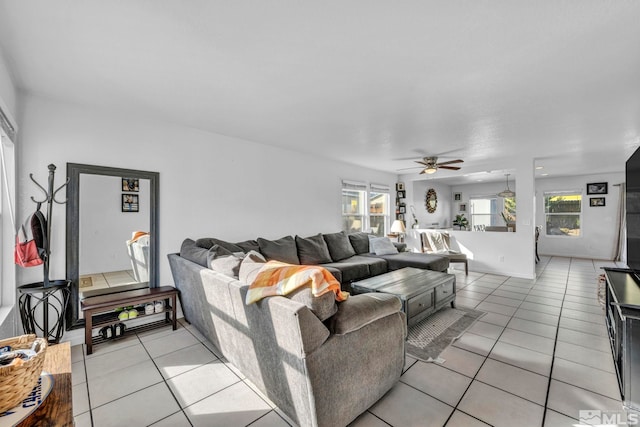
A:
[402, 160, 536, 279]
[407, 180, 452, 228]
[535, 172, 624, 260]
[79, 175, 150, 275]
[16, 93, 397, 291]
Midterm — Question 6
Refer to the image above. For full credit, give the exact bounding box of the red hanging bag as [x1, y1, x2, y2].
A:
[14, 218, 44, 268]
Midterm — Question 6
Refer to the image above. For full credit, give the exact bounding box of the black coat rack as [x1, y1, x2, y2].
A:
[18, 164, 71, 343]
[29, 164, 69, 287]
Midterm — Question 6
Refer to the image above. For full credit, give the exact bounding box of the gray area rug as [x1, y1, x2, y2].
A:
[405, 306, 485, 362]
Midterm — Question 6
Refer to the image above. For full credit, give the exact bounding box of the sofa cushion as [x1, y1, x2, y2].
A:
[321, 260, 370, 283]
[322, 231, 356, 261]
[257, 235, 300, 265]
[239, 250, 267, 284]
[196, 237, 259, 254]
[235, 239, 260, 253]
[322, 266, 343, 284]
[348, 232, 371, 255]
[180, 238, 209, 267]
[295, 234, 333, 265]
[288, 287, 338, 321]
[207, 245, 244, 278]
[368, 236, 399, 256]
[366, 252, 449, 272]
[329, 293, 402, 335]
[347, 255, 388, 277]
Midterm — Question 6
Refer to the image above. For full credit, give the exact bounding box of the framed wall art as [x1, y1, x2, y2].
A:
[459, 203, 467, 212]
[122, 177, 140, 192]
[586, 182, 607, 195]
[590, 197, 605, 207]
[122, 194, 139, 212]
[454, 192, 462, 201]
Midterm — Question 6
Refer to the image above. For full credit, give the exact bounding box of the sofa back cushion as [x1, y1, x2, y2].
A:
[322, 231, 356, 261]
[348, 232, 371, 255]
[295, 234, 332, 265]
[257, 235, 300, 264]
[196, 237, 259, 253]
[180, 238, 209, 267]
[239, 250, 267, 284]
[207, 245, 244, 278]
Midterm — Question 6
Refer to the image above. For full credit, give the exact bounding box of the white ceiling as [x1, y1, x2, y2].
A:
[1, 1, 639, 183]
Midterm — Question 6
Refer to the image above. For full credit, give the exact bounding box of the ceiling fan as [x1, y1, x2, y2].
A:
[399, 156, 464, 175]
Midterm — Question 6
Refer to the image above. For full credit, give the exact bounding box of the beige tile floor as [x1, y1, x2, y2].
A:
[71, 256, 626, 426]
[79, 270, 138, 298]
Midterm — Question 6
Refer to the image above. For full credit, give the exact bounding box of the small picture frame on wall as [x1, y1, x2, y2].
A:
[399, 205, 406, 214]
[122, 194, 139, 212]
[590, 197, 606, 207]
[459, 203, 467, 212]
[122, 178, 139, 192]
[454, 192, 462, 201]
[397, 214, 405, 221]
[396, 182, 405, 191]
[397, 190, 406, 199]
[586, 182, 608, 195]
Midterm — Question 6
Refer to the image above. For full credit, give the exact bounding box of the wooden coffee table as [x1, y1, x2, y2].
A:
[351, 267, 456, 327]
[17, 341, 72, 427]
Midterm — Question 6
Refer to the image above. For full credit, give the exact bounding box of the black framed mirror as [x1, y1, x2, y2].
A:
[65, 163, 159, 330]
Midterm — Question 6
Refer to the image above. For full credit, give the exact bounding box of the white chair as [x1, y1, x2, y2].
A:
[127, 232, 150, 282]
[420, 231, 468, 275]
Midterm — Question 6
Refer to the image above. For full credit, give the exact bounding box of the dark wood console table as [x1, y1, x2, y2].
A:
[604, 268, 640, 412]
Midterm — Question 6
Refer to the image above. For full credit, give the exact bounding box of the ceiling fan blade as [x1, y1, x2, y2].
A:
[396, 166, 423, 171]
[437, 159, 464, 166]
[414, 160, 429, 166]
[438, 165, 461, 170]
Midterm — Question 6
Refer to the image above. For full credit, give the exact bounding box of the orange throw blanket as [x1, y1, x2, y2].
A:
[245, 261, 349, 305]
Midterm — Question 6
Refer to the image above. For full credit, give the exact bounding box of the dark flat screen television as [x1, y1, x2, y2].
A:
[627, 146, 640, 271]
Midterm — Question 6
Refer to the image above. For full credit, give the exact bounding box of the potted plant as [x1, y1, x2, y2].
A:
[453, 214, 468, 230]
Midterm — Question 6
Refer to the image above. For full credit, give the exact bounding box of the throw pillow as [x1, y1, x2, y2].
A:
[295, 234, 333, 265]
[239, 250, 267, 284]
[322, 231, 356, 261]
[348, 232, 371, 254]
[368, 236, 399, 256]
[207, 245, 244, 278]
[257, 235, 300, 264]
[180, 238, 209, 267]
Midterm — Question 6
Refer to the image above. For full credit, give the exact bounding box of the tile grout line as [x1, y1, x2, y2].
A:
[540, 256, 577, 427]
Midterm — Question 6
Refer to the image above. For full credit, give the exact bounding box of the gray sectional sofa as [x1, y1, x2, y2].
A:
[168, 231, 449, 426]
[192, 231, 449, 292]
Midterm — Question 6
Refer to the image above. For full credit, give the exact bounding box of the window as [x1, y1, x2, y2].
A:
[470, 195, 517, 230]
[470, 196, 499, 229]
[341, 181, 390, 236]
[369, 184, 390, 237]
[0, 125, 16, 308]
[544, 191, 582, 236]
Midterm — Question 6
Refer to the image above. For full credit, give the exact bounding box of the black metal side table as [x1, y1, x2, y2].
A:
[18, 280, 70, 344]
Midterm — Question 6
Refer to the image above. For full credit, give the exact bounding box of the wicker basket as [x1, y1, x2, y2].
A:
[0, 334, 47, 413]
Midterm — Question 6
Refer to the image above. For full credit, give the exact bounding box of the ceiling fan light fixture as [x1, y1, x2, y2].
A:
[423, 166, 437, 174]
